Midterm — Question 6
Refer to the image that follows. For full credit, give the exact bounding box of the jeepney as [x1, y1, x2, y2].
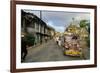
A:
[63, 32, 82, 57]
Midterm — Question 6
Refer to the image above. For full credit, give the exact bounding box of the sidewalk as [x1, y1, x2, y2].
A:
[27, 39, 53, 51]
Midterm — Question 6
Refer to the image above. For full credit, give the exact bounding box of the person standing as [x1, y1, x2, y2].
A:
[58, 37, 61, 46]
[21, 34, 28, 62]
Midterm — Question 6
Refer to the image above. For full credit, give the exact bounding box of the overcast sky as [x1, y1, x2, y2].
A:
[23, 9, 90, 32]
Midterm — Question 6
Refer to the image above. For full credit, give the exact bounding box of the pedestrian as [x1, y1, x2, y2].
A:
[21, 34, 28, 62]
[58, 37, 61, 46]
[56, 36, 59, 45]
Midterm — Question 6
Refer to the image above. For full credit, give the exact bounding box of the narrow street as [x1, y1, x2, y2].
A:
[23, 39, 88, 63]
[21, 10, 90, 63]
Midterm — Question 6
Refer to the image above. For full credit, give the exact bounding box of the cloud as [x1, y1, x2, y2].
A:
[23, 9, 90, 32]
[47, 21, 65, 32]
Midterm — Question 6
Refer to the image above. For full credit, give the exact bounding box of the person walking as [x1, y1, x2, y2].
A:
[58, 37, 61, 46]
[56, 36, 59, 45]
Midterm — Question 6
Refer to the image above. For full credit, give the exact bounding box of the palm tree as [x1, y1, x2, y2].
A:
[80, 20, 87, 28]
[79, 20, 90, 33]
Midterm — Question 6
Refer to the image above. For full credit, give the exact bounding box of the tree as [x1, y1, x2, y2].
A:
[79, 20, 90, 48]
[25, 33, 35, 46]
[80, 20, 88, 28]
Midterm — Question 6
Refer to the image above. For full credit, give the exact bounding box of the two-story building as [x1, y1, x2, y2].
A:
[21, 10, 55, 46]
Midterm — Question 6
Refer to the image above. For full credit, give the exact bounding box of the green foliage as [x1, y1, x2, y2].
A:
[80, 20, 87, 28]
[25, 33, 35, 46]
[79, 20, 90, 47]
[79, 20, 90, 34]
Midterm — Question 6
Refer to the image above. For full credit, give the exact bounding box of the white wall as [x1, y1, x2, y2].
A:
[0, 0, 100, 73]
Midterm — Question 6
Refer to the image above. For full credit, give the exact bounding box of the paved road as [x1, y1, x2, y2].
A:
[23, 39, 89, 63]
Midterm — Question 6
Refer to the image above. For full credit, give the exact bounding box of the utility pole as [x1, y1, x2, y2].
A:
[40, 11, 42, 19]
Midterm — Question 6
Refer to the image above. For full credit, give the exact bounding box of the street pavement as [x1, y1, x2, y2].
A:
[23, 39, 90, 63]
